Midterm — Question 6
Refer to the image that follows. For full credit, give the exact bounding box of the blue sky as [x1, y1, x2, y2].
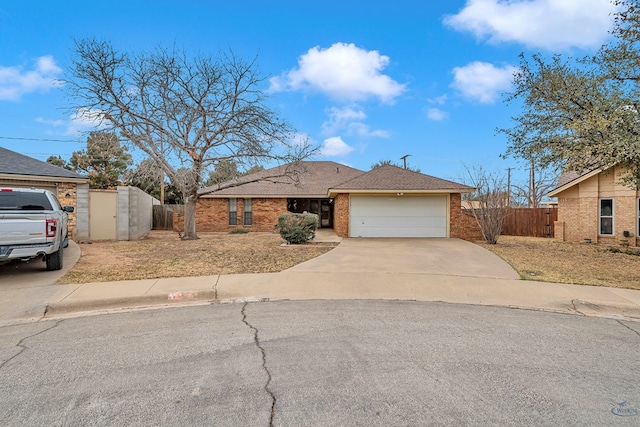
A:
[0, 0, 619, 186]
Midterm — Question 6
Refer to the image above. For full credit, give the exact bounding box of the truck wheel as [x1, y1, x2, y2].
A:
[46, 245, 63, 271]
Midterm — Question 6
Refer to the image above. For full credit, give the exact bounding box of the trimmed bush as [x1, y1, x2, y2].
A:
[278, 213, 319, 244]
[229, 228, 250, 234]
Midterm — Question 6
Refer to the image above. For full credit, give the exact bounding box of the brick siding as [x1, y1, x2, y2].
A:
[173, 197, 288, 233]
[449, 193, 483, 241]
[56, 182, 79, 240]
[333, 193, 350, 237]
[555, 166, 640, 246]
[179, 192, 483, 241]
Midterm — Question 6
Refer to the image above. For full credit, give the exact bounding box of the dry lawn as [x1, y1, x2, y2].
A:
[478, 236, 640, 290]
[58, 231, 336, 284]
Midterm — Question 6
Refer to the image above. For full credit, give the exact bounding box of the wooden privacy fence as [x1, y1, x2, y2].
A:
[152, 204, 184, 230]
[502, 207, 558, 238]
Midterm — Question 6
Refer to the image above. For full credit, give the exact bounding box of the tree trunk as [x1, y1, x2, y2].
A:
[182, 193, 199, 240]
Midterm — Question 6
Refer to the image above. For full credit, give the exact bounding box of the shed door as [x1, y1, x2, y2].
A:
[89, 191, 118, 240]
[349, 196, 447, 238]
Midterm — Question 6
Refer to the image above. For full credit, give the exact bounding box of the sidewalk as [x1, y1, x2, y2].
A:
[41, 270, 640, 322]
[3, 235, 640, 324]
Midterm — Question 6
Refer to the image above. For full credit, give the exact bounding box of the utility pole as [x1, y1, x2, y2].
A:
[400, 154, 411, 169]
[529, 158, 536, 208]
[507, 167, 512, 207]
[159, 135, 165, 205]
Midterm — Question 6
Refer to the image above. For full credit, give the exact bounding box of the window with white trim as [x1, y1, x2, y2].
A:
[599, 198, 613, 235]
[229, 198, 237, 226]
[243, 198, 252, 226]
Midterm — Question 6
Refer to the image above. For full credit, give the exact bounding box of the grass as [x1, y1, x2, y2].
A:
[478, 236, 640, 290]
[57, 231, 336, 284]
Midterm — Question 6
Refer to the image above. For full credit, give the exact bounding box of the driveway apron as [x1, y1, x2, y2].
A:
[287, 238, 520, 279]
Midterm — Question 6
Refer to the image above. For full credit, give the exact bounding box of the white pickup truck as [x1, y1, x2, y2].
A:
[0, 187, 74, 271]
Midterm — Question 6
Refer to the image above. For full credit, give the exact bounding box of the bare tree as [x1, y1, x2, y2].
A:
[67, 39, 314, 239]
[510, 163, 560, 207]
[462, 165, 509, 244]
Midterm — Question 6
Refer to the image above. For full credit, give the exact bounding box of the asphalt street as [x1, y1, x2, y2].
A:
[1, 300, 639, 426]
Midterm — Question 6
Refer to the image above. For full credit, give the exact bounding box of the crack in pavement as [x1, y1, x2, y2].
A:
[0, 320, 63, 370]
[213, 275, 220, 301]
[617, 320, 640, 338]
[570, 299, 585, 316]
[241, 302, 276, 427]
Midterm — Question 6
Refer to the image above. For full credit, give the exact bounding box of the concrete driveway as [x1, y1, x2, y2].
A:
[0, 241, 81, 320]
[216, 238, 523, 304]
[287, 238, 520, 279]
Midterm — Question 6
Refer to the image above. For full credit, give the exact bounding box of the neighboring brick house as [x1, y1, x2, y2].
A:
[549, 166, 640, 246]
[187, 161, 481, 240]
[0, 146, 90, 241]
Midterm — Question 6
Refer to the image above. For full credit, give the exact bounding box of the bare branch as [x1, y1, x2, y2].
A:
[66, 39, 317, 239]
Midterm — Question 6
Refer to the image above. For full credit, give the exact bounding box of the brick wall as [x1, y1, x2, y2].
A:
[56, 182, 78, 240]
[174, 197, 288, 233]
[449, 193, 483, 241]
[556, 166, 640, 246]
[333, 193, 350, 237]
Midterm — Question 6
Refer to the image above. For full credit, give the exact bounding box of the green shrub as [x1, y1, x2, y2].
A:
[229, 228, 250, 234]
[278, 213, 319, 244]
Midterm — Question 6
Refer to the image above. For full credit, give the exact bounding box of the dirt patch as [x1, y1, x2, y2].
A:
[478, 236, 640, 290]
[58, 231, 336, 284]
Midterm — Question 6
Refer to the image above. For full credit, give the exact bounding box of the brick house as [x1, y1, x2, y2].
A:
[189, 161, 482, 240]
[549, 166, 640, 246]
[0, 146, 90, 241]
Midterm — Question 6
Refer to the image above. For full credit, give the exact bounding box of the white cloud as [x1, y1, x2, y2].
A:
[289, 132, 314, 148]
[321, 106, 389, 138]
[426, 108, 450, 121]
[428, 94, 448, 106]
[347, 122, 390, 138]
[270, 42, 406, 103]
[444, 0, 618, 51]
[65, 108, 107, 135]
[320, 136, 354, 157]
[36, 117, 65, 127]
[0, 55, 63, 101]
[451, 61, 517, 104]
[321, 106, 366, 135]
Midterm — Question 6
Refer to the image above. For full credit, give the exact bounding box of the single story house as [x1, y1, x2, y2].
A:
[185, 161, 482, 240]
[549, 165, 639, 246]
[0, 146, 90, 241]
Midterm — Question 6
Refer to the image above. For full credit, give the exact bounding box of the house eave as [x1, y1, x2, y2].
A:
[0, 173, 90, 184]
[327, 188, 470, 197]
[547, 168, 603, 197]
[200, 193, 329, 199]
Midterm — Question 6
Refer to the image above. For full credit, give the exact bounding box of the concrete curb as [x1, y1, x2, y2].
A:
[570, 299, 640, 321]
[44, 290, 217, 316]
[41, 288, 640, 323]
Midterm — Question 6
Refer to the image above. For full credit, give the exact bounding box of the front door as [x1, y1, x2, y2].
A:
[320, 200, 332, 228]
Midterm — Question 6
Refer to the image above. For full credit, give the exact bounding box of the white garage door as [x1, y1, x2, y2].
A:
[350, 196, 447, 238]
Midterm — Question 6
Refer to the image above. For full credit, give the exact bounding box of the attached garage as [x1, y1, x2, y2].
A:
[350, 195, 447, 238]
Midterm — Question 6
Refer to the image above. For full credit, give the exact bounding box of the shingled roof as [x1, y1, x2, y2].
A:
[199, 161, 365, 197]
[200, 162, 473, 197]
[329, 164, 473, 193]
[0, 146, 87, 181]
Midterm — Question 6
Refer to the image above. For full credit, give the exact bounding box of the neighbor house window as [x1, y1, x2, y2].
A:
[229, 198, 237, 225]
[244, 198, 252, 226]
[599, 198, 613, 235]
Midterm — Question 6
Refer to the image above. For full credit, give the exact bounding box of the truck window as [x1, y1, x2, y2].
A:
[0, 192, 53, 210]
